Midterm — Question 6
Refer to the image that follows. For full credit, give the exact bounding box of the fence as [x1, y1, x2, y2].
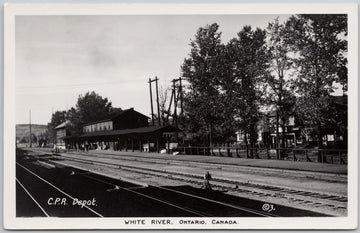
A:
[177, 146, 347, 164]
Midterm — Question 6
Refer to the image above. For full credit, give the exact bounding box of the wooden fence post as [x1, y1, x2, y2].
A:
[293, 150, 297, 161]
[305, 150, 311, 162]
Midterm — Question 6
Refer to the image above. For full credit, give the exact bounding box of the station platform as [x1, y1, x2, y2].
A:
[68, 149, 348, 175]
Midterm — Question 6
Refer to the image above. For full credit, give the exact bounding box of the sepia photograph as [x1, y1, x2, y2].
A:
[3, 3, 358, 230]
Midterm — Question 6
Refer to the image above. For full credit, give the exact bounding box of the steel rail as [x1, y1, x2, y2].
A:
[19, 159, 208, 217]
[57, 163, 274, 217]
[63, 150, 348, 178]
[56, 153, 347, 203]
[16, 178, 50, 217]
[16, 162, 104, 217]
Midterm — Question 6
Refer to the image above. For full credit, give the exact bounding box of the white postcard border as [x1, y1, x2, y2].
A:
[3, 3, 358, 230]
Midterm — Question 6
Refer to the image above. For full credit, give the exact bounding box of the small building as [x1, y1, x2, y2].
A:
[235, 95, 347, 149]
[54, 120, 69, 148]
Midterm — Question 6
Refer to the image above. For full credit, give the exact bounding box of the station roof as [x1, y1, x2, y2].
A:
[54, 120, 69, 130]
[82, 108, 150, 127]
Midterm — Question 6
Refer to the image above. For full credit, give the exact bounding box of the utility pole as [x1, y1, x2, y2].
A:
[148, 78, 155, 126]
[171, 78, 183, 127]
[171, 77, 185, 142]
[148, 77, 161, 126]
[179, 77, 183, 115]
[172, 79, 178, 142]
[172, 79, 178, 129]
[29, 110, 32, 148]
[167, 88, 174, 124]
[155, 76, 161, 126]
[165, 78, 184, 126]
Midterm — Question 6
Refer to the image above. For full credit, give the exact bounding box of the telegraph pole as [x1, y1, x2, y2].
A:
[179, 77, 183, 115]
[167, 89, 174, 123]
[171, 78, 184, 126]
[148, 78, 155, 126]
[171, 78, 185, 141]
[149, 77, 161, 126]
[172, 79, 178, 129]
[155, 76, 161, 126]
[172, 79, 178, 142]
[29, 110, 32, 148]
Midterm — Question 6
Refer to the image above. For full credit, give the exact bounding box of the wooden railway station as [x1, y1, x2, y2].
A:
[56, 108, 181, 152]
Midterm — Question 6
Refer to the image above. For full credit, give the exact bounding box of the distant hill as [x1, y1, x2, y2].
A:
[16, 124, 47, 143]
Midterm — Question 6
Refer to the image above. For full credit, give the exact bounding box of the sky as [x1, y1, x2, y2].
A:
[15, 14, 292, 125]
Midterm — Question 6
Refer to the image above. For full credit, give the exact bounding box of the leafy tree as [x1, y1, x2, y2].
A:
[224, 26, 270, 156]
[30, 133, 38, 144]
[20, 137, 28, 143]
[46, 110, 67, 143]
[66, 107, 81, 136]
[38, 132, 48, 147]
[181, 23, 224, 146]
[285, 14, 347, 160]
[76, 91, 113, 123]
[67, 91, 114, 135]
[265, 18, 296, 158]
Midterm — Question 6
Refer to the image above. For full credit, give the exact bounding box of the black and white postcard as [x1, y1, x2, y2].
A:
[3, 3, 358, 230]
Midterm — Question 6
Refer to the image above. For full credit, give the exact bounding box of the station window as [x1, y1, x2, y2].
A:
[327, 134, 335, 142]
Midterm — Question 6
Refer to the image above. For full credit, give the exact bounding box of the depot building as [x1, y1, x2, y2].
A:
[55, 108, 180, 152]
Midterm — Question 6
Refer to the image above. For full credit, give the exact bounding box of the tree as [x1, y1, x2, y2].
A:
[157, 85, 171, 125]
[181, 23, 224, 146]
[265, 18, 296, 158]
[285, 15, 347, 160]
[224, 26, 270, 157]
[76, 91, 113, 123]
[67, 91, 114, 136]
[47, 110, 67, 143]
[66, 107, 81, 136]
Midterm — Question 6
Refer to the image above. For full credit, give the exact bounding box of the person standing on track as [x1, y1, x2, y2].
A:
[203, 171, 212, 190]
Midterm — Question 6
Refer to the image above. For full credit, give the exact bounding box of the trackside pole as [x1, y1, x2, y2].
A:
[155, 76, 161, 126]
[148, 78, 155, 126]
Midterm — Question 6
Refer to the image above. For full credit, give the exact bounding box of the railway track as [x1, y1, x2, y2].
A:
[65, 150, 347, 182]
[23, 148, 347, 216]
[48, 152, 347, 215]
[59, 164, 277, 217]
[17, 157, 276, 217]
[25, 148, 347, 184]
